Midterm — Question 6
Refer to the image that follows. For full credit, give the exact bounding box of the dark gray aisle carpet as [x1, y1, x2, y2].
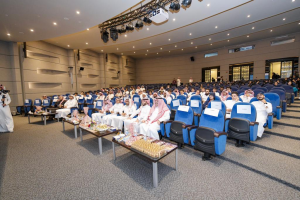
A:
[0, 104, 300, 200]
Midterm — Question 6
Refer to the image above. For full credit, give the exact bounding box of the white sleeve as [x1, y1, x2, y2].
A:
[167, 97, 172, 105]
[266, 102, 272, 113]
[159, 110, 170, 122]
[131, 108, 140, 118]
[109, 105, 115, 112]
[5, 93, 12, 105]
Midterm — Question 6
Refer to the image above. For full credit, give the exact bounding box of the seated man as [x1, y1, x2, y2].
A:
[201, 89, 210, 103]
[202, 93, 215, 110]
[241, 89, 254, 103]
[124, 98, 151, 133]
[139, 98, 170, 140]
[251, 93, 272, 138]
[55, 95, 78, 119]
[224, 91, 240, 118]
[102, 98, 123, 126]
[96, 92, 105, 101]
[111, 99, 136, 130]
[91, 99, 112, 123]
[212, 88, 220, 96]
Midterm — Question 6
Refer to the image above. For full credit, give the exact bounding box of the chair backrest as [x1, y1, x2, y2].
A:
[237, 90, 245, 95]
[177, 95, 187, 105]
[86, 96, 93, 104]
[253, 89, 265, 96]
[251, 85, 260, 90]
[207, 100, 226, 117]
[188, 99, 202, 114]
[272, 87, 285, 91]
[269, 89, 286, 101]
[95, 100, 103, 109]
[258, 87, 268, 93]
[281, 85, 293, 94]
[34, 99, 42, 106]
[265, 85, 274, 91]
[133, 94, 141, 108]
[231, 102, 256, 122]
[190, 95, 202, 102]
[24, 99, 32, 106]
[264, 93, 281, 112]
[170, 99, 182, 110]
[174, 106, 194, 125]
[199, 108, 224, 132]
[42, 99, 51, 106]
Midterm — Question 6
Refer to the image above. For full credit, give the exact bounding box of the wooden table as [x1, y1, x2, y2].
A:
[79, 127, 119, 155]
[28, 113, 56, 125]
[62, 119, 80, 138]
[112, 138, 178, 188]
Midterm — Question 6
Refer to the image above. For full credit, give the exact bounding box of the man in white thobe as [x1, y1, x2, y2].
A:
[139, 98, 170, 140]
[0, 85, 14, 132]
[111, 99, 136, 130]
[102, 98, 123, 127]
[92, 100, 112, 123]
[55, 95, 78, 119]
[251, 93, 272, 138]
[124, 99, 151, 134]
[224, 92, 241, 118]
[201, 89, 210, 103]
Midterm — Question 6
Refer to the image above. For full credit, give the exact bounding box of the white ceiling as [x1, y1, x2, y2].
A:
[1, 0, 300, 58]
[0, 0, 141, 42]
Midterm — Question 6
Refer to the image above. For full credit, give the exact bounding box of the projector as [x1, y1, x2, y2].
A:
[149, 8, 169, 23]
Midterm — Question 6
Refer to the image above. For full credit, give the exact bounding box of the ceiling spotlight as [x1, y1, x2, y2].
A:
[160, 48, 162, 50]
[252, 27, 255, 29]
[168, 38, 171, 41]
[228, 40, 230, 42]
[143, 17, 152, 24]
[195, 46, 197, 48]
[175, 45, 177, 47]
[86, 42, 88, 45]
[67, 45, 70, 47]
[135, 19, 144, 29]
[247, 35, 249, 37]
[118, 25, 126, 34]
[7, 33, 10, 36]
[270, 30, 273, 32]
[125, 35, 127, 37]
[150, 43, 152, 45]
[110, 27, 118, 41]
[87, 28, 89, 31]
[207, 4, 210, 7]
[169, 51, 171, 52]
[247, 15, 251, 18]
[126, 22, 134, 31]
[210, 44, 212, 45]
[157, 53, 158, 54]
[283, 18, 286, 21]
[117, 48, 119, 50]
[30, 29, 34, 32]
[181, 49, 183, 51]
[53, 22, 57, 25]
[133, 46, 135, 48]
[147, 28, 149, 30]
[170, 0, 181, 11]
[134, 52, 136, 53]
[189, 33, 192, 35]
[145, 54, 147, 55]
[191, 42, 193, 44]
[227, 33, 230, 36]
[101, 29, 109, 43]
[182, 0, 192, 7]
[147, 50, 149, 52]
[76, 11, 80, 14]
[292, 0, 295, 2]
[209, 38, 211, 40]
[101, 50, 103, 52]
[215, 26, 218, 28]
[173, 18, 176, 21]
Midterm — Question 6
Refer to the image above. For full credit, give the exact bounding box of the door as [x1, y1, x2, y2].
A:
[241, 66, 249, 81]
[205, 70, 211, 82]
[281, 61, 292, 78]
[233, 67, 241, 81]
[270, 62, 281, 79]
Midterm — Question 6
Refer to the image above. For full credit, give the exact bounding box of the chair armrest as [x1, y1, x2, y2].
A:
[164, 120, 174, 124]
[268, 113, 273, 116]
[225, 118, 231, 121]
[282, 100, 286, 103]
[86, 103, 93, 105]
[70, 107, 78, 109]
[187, 125, 198, 130]
[250, 122, 259, 126]
[214, 132, 227, 138]
[182, 124, 194, 128]
[276, 106, 281, 109]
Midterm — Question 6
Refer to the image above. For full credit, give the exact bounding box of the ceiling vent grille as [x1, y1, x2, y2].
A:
[271, 37, 295, 46]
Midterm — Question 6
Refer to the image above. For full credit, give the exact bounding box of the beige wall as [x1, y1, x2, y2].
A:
[136, 32, 300, 84]
[0, 41, 23, 111]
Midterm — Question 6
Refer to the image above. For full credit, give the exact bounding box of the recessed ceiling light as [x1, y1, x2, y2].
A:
[247, 35, 249, 37]
[227, 33, 230, 36]
[134, 52, 136, 53]
[292, 0, 295, 2]
[189, 33, 192, 35]
[252, 27, 255, 29]
[76, 11, 80, 14]
[133, 46, 135, 48]
[121, 53, 123, 55]
[228, 40, 230, 42]
[191, 42, 193, 44]
[181, 49, 183, 51]
[270, 30, 273, 32]
[145, 54, 147, 55]
[125, 35, 127, 37]
[150, 43, 152, 45]
[7, 33, 10, 36]
[168, 38, 171, 41]
[87, 28, 89, 31]
[207, 4, 210, 7]
[247, 15, 251, 18]
[175, 45, 177, 47]
[67, 45, 70, 47]
[160, 48, 162, 50]
[157, 53, 158, 54]
[215, 26, 218, 28]
[117, 48, 119, 50]
[86, 42, 88, 44]
[169, 51, 171, 52]
[147, 50, 149, 52]
[53, 22, 57, 25]
[30, 29, 34, 32]
[101, 50, 103, 52]
[283, 18, 286, 21]
[147, 28, 149, 30]
[209, 38, 211, 40]
[195, 46, 197, 48]
[210, 44, 212, 45]
[173, 18, 176, 21]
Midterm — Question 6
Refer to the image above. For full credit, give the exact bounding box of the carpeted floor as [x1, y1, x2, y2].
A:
[0, 102, 300, 200]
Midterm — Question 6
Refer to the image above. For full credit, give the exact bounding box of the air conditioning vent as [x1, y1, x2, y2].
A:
[271, 38, 295, 46]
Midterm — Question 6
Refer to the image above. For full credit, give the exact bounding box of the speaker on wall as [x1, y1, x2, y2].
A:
[79, 67, 84, 71]
[190, 56, 195, 62]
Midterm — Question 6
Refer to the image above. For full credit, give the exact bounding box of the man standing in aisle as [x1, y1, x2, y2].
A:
[177, 77, 181, 87]
[139, 98, 170, 140]
[251, 93, 272, 138]
[0, 84, 14, 132]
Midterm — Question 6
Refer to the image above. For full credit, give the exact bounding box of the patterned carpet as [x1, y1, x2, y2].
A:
[0, 101, 300, 200]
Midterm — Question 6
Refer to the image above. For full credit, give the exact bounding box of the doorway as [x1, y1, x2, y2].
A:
[229, 62, 253, 82]
[202, 66, 220, 82]
[265, 57, 298, 79]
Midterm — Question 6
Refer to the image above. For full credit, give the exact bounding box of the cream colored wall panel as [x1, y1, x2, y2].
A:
[24, 82, 73, 94]
[27, 41, 68, 56]
[8, 94, 23, 111]
[23, 58, 70, 71]
[0, 55, 13, 68]
[0, 68, 21, 82]
[1, 81, 22, 95]
[0, 41, 10, 55]
[22, 70, 71, 83]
